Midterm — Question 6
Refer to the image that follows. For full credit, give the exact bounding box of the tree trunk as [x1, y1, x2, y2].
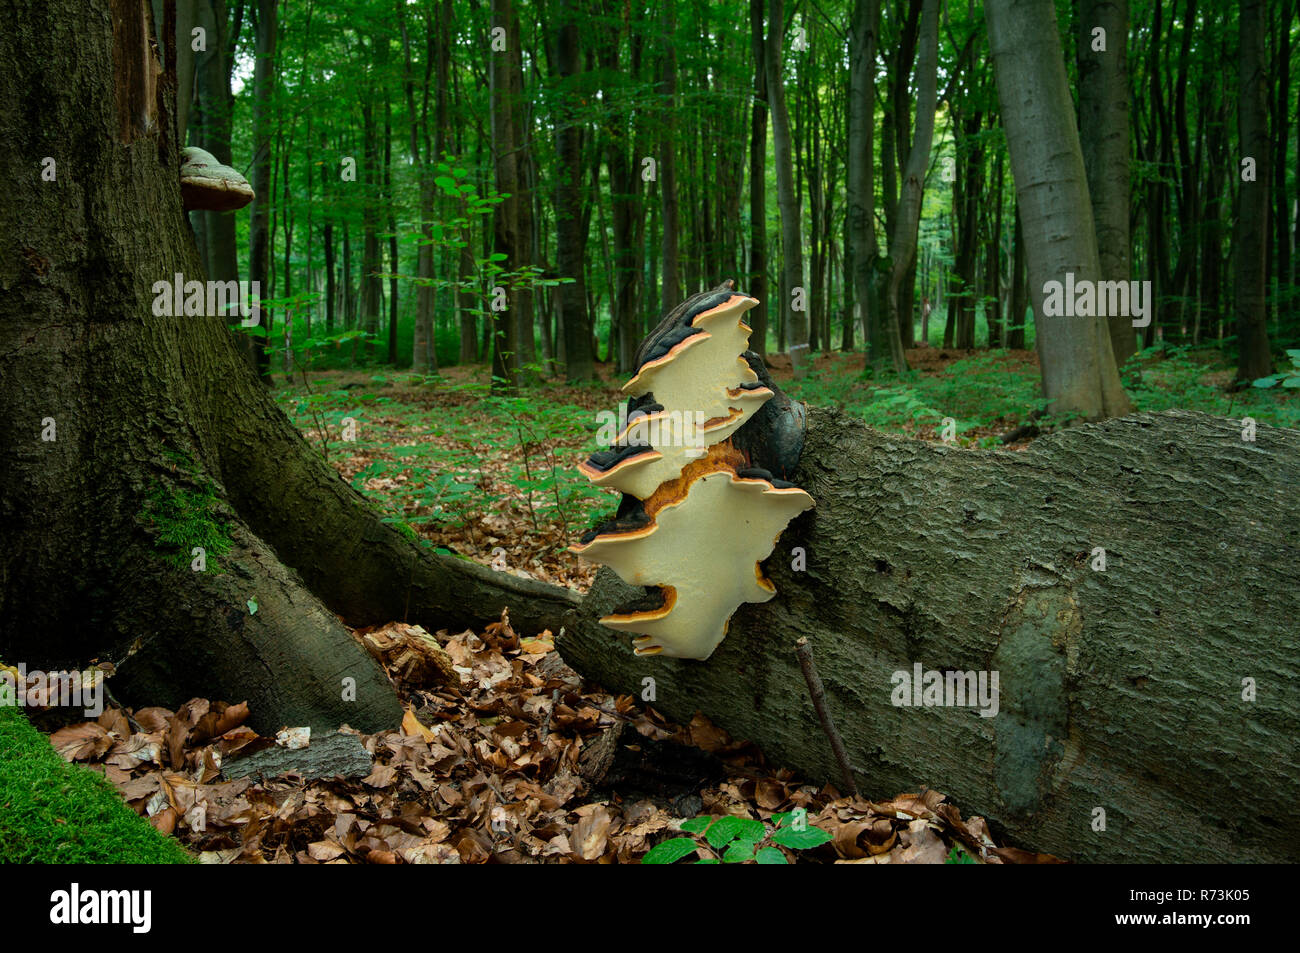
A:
[1235, 0, 1273, 382]
[599, 4, 643, 376]
[191, 0, 241, 324]
[1008, 205, 1027, 349]
[360, 98, 382, 361]
[952, 112, 982, 351]
[489, 0, 523, 392]
[659, 3, 681, 314]
[985, 0, 1131, 419]
[559, 408, 1300, 864]
[248, 0, 276, 382]
[847, 0, 881, 369]
[882, 0, 936, 374]
[766, 0, 809, 375]
[458, 229, 479, 365]
[0, 0, 578, 736]
[385, 96, 399, 367]
[1273, 0, 1293, 337]
[1076, 0, 1136, 368]
[555, 0, 593, 382]
[748, 0, 769, 359]
[400, 2, 439, 374]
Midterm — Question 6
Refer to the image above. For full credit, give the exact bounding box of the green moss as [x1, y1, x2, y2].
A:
[140, 455, 233, 572]
[0, 706, 192, 863]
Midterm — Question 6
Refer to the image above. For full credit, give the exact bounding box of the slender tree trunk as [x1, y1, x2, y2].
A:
[554, 0, 593, 381]
[748, 0, 770, 358]
[191, 0, 242, 329]
[659, 3, 681, 313]
[458, 230, 478, 365]
[882, 0, 937, 374]
[385, 95, 399, 366]
[489, 0, 523, 391]
[987, 151, 1005, 348]
[248, 0, 277, 383]
[359, 99, 381, 361]
[985, 0, 1131, 419]
[1077, 0, 1136, 367]
[767, 0, 809, 374]
[952, 112, 982, 351]
[1236, 0, 1273, 382]
[1274, 0, 1294, 336]
[847, 0, 881, 369]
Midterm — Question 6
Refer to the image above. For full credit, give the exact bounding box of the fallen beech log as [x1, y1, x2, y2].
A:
[558, 408, 1300, 863]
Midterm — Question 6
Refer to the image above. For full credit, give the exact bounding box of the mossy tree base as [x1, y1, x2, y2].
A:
[0, 0, 575, 734]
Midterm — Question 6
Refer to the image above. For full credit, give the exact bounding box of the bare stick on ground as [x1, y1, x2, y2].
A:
[796, 637, 859, 797]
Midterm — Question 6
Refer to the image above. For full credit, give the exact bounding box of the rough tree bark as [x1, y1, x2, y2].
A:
[560, 408, 1300, 863]
[0, 0, 576, 735]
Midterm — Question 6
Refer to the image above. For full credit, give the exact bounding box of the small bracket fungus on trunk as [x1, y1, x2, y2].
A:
[179, 146, 255, 212]
[573, 280, 814, 660]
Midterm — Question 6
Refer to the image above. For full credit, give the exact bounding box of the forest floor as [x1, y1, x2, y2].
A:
[271, 340, 1296, 589]
[19, 343, 1293, 864]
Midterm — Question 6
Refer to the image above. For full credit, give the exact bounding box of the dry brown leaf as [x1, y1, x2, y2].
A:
[401, 707, 437, 744]
[48, 722, 113, 761]
[570, 805, 613, 861]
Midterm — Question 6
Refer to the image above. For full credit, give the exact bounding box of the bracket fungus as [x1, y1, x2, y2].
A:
[179, 146, 255, 212]
[573, 280, 814, 660]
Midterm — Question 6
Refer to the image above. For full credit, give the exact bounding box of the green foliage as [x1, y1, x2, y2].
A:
[642, 811, 831, 864]
[276, 374, 617, 548]
[945, 844, 978, 864]
[0, 706, 192, 863]
[1251, 349, 1300, 390]
[788, 351, 1045, 440]
[1123, 344, 1300, 429]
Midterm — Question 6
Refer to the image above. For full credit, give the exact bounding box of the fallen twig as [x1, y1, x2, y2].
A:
[796, 637, 859, 797]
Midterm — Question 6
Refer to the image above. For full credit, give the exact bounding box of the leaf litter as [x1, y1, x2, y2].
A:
[30, 611, 1052, 864]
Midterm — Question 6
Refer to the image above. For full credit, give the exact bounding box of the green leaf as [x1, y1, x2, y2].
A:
[1252, 375, 1282, 388]
[701, 816, 765, 849]
[1282, 376, 1300, 388]
[771, 825, 832, 850]
[723, 840, 758, 863]
[679, 816, 712, 834]
[735, 818, 767, 842]
[755, 847, 788, 865]
[704, 816, 747, 849]
[246, 597, 258, 615]
[642, 838, 699, 865]
[945, 844, 978, 864]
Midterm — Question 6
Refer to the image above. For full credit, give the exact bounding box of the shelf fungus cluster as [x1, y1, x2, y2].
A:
[572, 280, 814, 660]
